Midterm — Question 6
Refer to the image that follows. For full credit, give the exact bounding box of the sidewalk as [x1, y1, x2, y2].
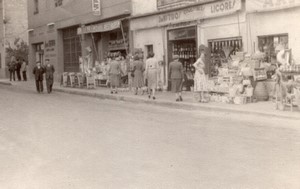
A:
[1, 79, 300, 120]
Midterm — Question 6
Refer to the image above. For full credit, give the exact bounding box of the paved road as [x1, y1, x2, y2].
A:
[0, 87, 299, 189]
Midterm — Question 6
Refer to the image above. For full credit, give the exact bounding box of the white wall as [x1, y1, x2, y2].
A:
[248, 7, 300, 63]
[133, 27, 167, 86]
[131, 0, 157, 15]
[133, 28, 165, 62]
[200, 10, 247, 51]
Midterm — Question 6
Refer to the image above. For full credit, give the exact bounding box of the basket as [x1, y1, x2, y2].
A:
[234, 96, 247, 105]
[245, 87, 254, 97]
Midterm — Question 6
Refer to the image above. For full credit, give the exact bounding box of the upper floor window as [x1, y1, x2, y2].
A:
[34, 0, 39, 14]
[55, 0, 63, 7]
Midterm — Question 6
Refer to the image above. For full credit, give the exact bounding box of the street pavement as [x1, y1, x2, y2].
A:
[1, 79, 300, 120]
[0, 86, 300, 189]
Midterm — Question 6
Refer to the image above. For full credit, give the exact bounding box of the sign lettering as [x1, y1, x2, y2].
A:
[92, 0, 101, 16]
[158, 0, 241, 26]
[247, 0, 300, 12]
[77, 20, 121, 35]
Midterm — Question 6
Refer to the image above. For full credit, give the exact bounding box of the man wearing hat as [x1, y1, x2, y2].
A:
[169, 54, 184, 101]
[33, 61, 45, 93]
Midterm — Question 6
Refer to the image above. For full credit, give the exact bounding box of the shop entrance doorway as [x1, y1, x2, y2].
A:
[34, 43, 44, 65]
[167, 26, 197, 91]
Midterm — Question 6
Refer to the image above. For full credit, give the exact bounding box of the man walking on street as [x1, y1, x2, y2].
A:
[45, 59, 55, 93]
[33, 61, 45, 93]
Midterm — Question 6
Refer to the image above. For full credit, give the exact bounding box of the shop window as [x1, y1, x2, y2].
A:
[208, 37, 242, 66]
[34, 0, 39, 14]
[258, 34, 288, 62]
[63, 27, 82, 72]
[55, 0, 63, 7]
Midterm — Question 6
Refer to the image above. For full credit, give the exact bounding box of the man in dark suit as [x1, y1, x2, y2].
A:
[15, 58, 22, 81]
[8, 57, 16, 81]
[44, 59, 55, 93]
[33, 61, 45, 93]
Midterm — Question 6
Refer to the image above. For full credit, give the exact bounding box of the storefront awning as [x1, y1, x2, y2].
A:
[77, 20, 121, 35]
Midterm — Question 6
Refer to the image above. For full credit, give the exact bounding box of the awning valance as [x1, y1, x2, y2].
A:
[77, 20, 121, 35]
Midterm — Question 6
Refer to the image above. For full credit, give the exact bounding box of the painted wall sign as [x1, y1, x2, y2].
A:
[45, 40, 57, 58]
[92, 0, 101, 16]
[158, 0, 241, 26]
[77, 20, 120, 35]
[157, 0, 215, 9]
[247, 0, 300, 12]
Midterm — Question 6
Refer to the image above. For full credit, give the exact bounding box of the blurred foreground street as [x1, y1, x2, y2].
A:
[0, 87, 299, 189]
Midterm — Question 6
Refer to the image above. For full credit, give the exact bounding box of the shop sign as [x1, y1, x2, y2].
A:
[246, 0, 300, 12]
[45, 40, 57, 58]
[77, 20, 120, 35]
[168, 27, 196, 40]
[92, 0, 101, 16]
[157, 0, 214, 9]
[158, 0, 241, 26]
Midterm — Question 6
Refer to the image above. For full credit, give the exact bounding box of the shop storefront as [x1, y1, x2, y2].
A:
[246, 0, 300, 62]
[131, 0, 243, 90]
[77, 18, 129, 66]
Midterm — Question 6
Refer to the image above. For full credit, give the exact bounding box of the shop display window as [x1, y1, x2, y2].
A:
[208, 37, 242, 76]
[258, 34, 288, 63]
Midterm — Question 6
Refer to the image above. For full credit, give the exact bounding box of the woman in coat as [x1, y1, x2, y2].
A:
[169, 55, 184, 101]
[145, 52, 159, 100]
[108, 57, 122, 94]
[132, 54, 145, 95]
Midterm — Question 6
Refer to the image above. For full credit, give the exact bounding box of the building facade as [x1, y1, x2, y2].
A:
[27, 0, 131, 81]
[0, 0, 28, 78]
[131, 0, 245, 88]
[130, 0, 300, 89]
[27, 0, 300, 85]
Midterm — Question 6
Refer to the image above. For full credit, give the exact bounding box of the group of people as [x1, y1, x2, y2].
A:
[168, 50, 208, 102]
[106, 50, 208, 102]
[8, 56, 27, 82]
[108, 52, 161, 100]
[33, 59, 55, 94]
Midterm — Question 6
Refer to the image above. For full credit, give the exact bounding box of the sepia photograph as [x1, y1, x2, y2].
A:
[0, 0, 299, 188]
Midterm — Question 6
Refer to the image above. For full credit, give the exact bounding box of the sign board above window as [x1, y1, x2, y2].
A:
[157, 0, 216, 10]
[168, 27, 196, 40]
[77, 20, 121, 35]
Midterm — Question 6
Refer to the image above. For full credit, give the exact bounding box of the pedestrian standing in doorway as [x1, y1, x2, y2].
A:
[145, 52, 159, 100]
[169, 55, 184, 102]
[108, 56, 122, 94]
[21, 59, 27, 81]
[132, 54, 145, 95]
[15, 58, 22, 81]
[8, 56, 16, 81]
[33, 61, 45, 93]
[45, 59, 55, 93]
